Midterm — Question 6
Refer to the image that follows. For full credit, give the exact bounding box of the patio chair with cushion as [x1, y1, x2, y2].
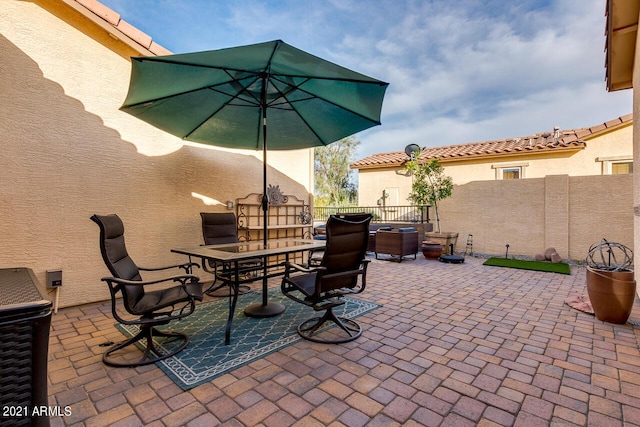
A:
[200, 212, 262, 295]
[90, 214, 203, 367]
[281, 214, 371, 343]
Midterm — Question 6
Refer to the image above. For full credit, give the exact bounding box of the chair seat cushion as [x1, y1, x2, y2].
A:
[285, 272, 317, 298]
[132, 281, 202, 314]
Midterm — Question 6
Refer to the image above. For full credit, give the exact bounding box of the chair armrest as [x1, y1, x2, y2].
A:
[321, 259, 370, 281]
[284, 262, 326, 275]
[101, 274, 199, 287]
[138, 262, 200, 274]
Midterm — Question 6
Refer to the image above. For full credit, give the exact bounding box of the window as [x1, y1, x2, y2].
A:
[596, 156, 633, 175]
[492, 162, 528, 180]
[611, 161, 633, 174]
[501, 167, 521, 179]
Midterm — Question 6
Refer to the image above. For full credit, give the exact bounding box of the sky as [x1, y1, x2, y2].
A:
[99, 0, 632, 161]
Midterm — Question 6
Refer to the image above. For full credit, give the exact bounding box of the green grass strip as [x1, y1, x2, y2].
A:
[483, 257, 571, 275]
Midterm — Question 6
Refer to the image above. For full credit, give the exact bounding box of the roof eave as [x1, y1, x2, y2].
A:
[351, 145, 586, 170]
[59, 0, 171, 57]
[605, 0, 639, 92]
[351, 162, 405, 170]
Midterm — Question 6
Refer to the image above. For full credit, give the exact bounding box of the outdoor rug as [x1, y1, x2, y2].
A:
[116, 288, 380, 390]
[483, 257, 571, 275]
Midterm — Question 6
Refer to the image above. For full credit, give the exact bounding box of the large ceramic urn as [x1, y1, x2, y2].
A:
[585, 239, 635, 324]
[586, 267, 635, 324]
[421, 241, 442, 260]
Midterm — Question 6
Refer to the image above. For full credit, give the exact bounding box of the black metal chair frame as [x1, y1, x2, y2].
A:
[200, 212, 261, 297]
[91, 214, 203, 367]
[281, 214, 371, 343]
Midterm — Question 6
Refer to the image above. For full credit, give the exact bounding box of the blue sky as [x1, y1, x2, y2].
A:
[100, 0, 632, 161]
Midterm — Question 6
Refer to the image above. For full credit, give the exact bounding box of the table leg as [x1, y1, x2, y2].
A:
[224, 261, 241, 345]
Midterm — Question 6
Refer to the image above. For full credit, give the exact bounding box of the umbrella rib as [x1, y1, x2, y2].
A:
[265, 77, 329, 144]
[122, 74, 261, 109]
[183, 75, 263, 140]
[269, 75, 383, 125]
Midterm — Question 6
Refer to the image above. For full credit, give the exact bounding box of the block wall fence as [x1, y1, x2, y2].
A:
[436, 174, 633, 261]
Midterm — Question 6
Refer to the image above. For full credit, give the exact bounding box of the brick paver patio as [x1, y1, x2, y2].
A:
[45, 255, 640, 426]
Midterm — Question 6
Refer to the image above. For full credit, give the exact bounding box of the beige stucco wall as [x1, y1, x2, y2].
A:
[634, 17, 640, 278]
[0, 1, 313, 307]
[358, 171, 633, 260]
[358, 124, 632, 207]
[436, 174, 633, 260]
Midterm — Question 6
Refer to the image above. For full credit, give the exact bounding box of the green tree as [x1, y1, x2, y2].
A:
[314, 136, 360, 206]
[405, 158, 453, 233]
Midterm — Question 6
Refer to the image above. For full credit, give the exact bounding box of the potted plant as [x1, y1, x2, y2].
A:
[405, 157, 456, 255]
[585, 238, 635, 324]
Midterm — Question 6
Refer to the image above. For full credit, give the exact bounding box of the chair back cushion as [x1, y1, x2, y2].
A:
[320, 214, 372, 289]
[201, 213, 239, 245]
[335, 212, 373, 223]
[90, 214, 143, 307]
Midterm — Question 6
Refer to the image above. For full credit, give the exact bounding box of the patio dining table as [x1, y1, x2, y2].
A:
[172, 238, 326, 345]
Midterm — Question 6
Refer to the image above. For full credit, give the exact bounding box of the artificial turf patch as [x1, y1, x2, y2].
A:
[483, 257, 571, 275]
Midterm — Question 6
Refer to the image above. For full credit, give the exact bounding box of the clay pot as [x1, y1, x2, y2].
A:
[421, 241, 442, 260]
[586, 267, 636, 324]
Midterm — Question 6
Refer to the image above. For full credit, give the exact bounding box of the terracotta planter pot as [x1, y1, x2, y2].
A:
[421, 241, 442, 260]
[586, 267, 636, 324]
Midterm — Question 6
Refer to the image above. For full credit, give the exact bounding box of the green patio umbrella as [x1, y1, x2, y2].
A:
[120, 39, 388, 317]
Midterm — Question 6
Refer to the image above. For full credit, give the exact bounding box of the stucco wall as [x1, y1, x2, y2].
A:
[634, 18, 640, 276]
[0, 1, 313, 307]
[359, 169, 633, 260]
[436, 174, 633, 260]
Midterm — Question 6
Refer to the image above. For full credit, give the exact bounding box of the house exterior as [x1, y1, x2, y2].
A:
[605, 0, 640, 277]
[350, 116, 634, 260]
[0, 0, 313, 307]
[352, 115, 632, 207]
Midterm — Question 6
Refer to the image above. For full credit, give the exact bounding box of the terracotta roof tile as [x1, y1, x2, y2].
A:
[115, 19, 152, 49]
[71, 0, 170, 56]
[351, 114, 632, 170]
[76, 0, 120, 25]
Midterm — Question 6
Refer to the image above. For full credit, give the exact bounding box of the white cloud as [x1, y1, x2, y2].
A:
[99, 0, 631, 162]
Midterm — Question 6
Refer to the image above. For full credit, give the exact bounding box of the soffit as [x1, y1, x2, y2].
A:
[606, 0, 639, 91]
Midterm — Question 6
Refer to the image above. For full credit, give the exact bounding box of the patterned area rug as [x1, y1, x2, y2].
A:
[116, 289, 380, 390]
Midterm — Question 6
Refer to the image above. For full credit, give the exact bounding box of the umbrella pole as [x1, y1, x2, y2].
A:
[244, 77, 286, 318]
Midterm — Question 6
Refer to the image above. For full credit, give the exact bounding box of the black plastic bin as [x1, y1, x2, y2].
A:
[0, 300, 52, 427]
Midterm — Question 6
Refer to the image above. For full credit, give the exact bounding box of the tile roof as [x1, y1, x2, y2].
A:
[351, 114, 633, 170]
[64, 0, 171, 56]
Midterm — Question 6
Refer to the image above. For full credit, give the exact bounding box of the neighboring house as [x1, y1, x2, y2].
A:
[352, 115, 632, 207]
[605, 0, 640, 273]
[0, 0, 313, 307]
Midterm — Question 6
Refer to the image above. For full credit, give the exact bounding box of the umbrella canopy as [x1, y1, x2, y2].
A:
[120, 39, 388, 150]
[120, 40, 388, 317]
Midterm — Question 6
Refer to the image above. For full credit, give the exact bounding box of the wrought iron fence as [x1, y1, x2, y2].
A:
[313, 205, 431, 224]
